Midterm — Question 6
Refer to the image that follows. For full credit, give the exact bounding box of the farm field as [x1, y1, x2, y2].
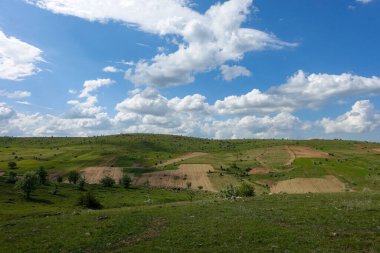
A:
[1, 134, 380, 252]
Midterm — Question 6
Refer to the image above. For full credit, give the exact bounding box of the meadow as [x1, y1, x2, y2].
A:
[1, 134, 380, 252]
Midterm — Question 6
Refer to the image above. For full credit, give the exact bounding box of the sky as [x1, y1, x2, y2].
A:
[0, 0, 380, 140]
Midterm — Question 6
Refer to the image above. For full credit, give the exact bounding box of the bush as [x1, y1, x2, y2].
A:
[78, 176, 86, 191]
[238, 182, 255, 197]
[8, 161, 17, 170]
[6, 171, 18, 184]
[68, 171, 80, 184]
[16, 171, 39, 199]
[37, 167, 48, 185]
[57, 176, 63, 183]
[100, 176, 115, 187]
[78, 192, 102, 209]
[221, 184, 239, 199]
[121, 174, 132, 189]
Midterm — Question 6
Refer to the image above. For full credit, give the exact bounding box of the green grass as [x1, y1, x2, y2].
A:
[1, 134, 380, 252]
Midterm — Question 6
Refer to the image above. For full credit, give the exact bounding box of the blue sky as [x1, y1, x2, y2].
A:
[0, 0, 380, 140]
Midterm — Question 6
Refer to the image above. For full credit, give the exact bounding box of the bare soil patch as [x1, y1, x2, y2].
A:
[134, 164, 216, 192]
[81, 167, 124, 184]
[285, 146, 296, 165]
[156, 152, 208, 167]
[48, 172, 65, 181]
[288, 146, 329, 158]
[373, 148, 380, 153]
[249, 167, 271, 175]
[271, 176, 345, 194]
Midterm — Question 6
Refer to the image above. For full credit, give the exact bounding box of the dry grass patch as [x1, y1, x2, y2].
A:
[81, 167, 124, 184]
[288, 146, 329, 158]
[271, 175, 345, 194]
[134, 164, 216, 192]
[156, 152, 208, 167]
[372, 148, 380, 153]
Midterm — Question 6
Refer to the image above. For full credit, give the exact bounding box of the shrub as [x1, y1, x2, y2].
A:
[221, 184, 239, 199]
[37, 167, 48, 185]
[57, 176, 63, 183]
[100, 176, 115, 187]
[8, 161, 17, 170]
[78, 192, 102, 209]
[238, 182, 255, 197]
[78, 176, 86, 191]
[68, 171, 80, 184]
[50, 183, 59, 195]
[6, 171, 18, 184]
[16, 171, 39, 199]
[121, 174, 132, 189]
[186, 181, 192, 189]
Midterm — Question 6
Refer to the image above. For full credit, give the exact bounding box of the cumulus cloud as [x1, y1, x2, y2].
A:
[220, 65, 251, 81]
[0, 90, 31, 99]
[0, 102, 15, 121]
[16, 101, 32, 105]
[27, 0, 295, 87]
[79, 78, 115, 98]
[215, 70, 380, 115]
[0, 30, 43, 81]
[102, 66, 122, 73]
[320, 100, 380, 134]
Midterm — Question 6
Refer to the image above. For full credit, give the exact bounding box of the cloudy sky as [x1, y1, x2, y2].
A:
[1, 0, 380, 140]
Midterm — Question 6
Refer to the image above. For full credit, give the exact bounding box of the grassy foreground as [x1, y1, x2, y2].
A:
[1, 134, 380, 252]
[0, 179, 379, 252]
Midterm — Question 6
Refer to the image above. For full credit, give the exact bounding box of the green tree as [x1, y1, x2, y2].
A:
[121, 174, 132, 189]
[6, 171, 18, 184]
[68, 171, 80, 184]
[16, 171, 39, 199]
[238, 182, 255, 197]
[100, 176, 115, 187]
[37, 167, 48, 185]
[8, 161, 17, 170]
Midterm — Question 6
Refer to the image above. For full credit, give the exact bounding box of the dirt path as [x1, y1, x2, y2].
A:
[156, 152, 208, 167]
[271, 175, 345, 194]
[248, 167, 271, 175]
[81, 167, 124, 184]
[134, 164, 216, 192]
[285, 146, 296, 166]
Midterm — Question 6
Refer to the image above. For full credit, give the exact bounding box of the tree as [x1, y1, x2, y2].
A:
[78, 191, 102, 209]
[68, 171, 80, 184]
[37, 167, 48, 185]
[186, 181, 192, 190]
[6, 171, 18, 184]
[100, 176, 115, 187]
[121, 174, 132, 189]
[238, 182, 255, 197]
[8, 161, 17, 170]
[78, 176, 86, 191]
[16, 171, 39, 199]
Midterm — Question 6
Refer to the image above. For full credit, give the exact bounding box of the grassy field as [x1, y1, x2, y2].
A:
[1, 134, 380, 252]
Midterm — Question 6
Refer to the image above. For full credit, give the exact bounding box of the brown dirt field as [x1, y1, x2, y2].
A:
[271, 175, 345, 194]
[285, 146, 296, 165]
[156, 152, 208, 167]
[249, 167, 271, 175]
[80, 167, 124, 184]
[134, 164, 216, 192]
[48, 172, 65, 181]
[288, 146, 329, 158]
[373, 148, 380, 153]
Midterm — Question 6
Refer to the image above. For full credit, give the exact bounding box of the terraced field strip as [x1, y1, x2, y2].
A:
[271, 175, 345, 194]
[134, 164, 216, 192]
[156, 152, 208, 167]
[80, 167, 124, 184]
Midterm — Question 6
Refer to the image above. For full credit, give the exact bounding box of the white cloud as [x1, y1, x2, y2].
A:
[215, 70, 380, 115]
[220, 65, 251, 81]
[102, 66, 122, 73]
[356, 0, 373, 4]
[320, 100, 380, 134]
[0, 90, 31, 99]
[0, 30, 43, 81]
[27, 0, 295, 87]
[79, 78, 115, 98]
[68, 89, 77, 94]
[0, 102, 15, 121]
[16, 101, 32, 105]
